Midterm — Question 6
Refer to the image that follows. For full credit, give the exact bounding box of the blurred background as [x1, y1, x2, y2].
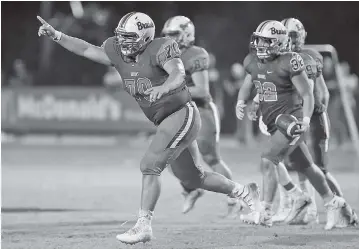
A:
[2, 3, 359, 248]
[2, 1, 359, 147]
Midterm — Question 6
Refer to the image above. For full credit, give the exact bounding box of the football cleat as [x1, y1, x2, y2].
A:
[224, 197, 244, 218]
[324, 196, 347, 230]
[349, 209, 358, 227]
[335, 204, 358, 228]
[290, 201, 319, 225]
[240, 209, 273, 227]
[232, 183, 260, 211]
[272, 206, 292, 223]
[285, 193, 312, 224]
[182, 189, 204, 214]
[116, 219, 153, 245]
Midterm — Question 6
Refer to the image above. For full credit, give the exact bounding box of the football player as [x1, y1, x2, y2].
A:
[161, 16, 240, 216]
[37, 12, 260, 245]
[236, 20, 352, 229]
[270, 18, 358, 225]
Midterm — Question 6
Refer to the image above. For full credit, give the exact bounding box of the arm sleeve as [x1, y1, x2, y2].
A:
[156, 39, 181, 68]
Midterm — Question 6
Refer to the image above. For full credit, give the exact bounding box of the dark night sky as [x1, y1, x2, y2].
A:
[2, 1, 359, 75]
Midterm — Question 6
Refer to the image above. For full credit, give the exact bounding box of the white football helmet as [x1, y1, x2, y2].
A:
[281, 18, 307, 52]
[161, 16, 195, 49]
[115, 12, 155, 56]
[250, 20, 288, 59]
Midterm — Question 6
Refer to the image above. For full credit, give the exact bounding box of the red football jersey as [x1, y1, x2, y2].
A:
[103, 37, 191, 125]
[298, 47, 325, 112]
[244, 52, 305, 128]
[181, 45, 212, 106]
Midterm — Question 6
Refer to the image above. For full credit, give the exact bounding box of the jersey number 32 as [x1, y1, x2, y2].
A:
[253, 80, 277, 102]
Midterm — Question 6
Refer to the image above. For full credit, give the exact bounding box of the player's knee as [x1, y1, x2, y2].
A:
[202, 152, 220, 167]
[320, 166, 328, 175]
[140, 154, 166, 176]
[261, 153, 280, 167]
[292, 160, 313, 173]
[181, 171, 206, 189]
[260, 157, 277, 173]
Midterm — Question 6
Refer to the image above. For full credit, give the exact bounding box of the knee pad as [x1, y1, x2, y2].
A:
[140, 154, 166, 176]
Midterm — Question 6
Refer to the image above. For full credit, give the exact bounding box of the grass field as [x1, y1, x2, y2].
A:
[2, 136, 359, 249]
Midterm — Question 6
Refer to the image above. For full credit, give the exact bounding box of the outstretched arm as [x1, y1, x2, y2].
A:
[37, 16, 112, 66]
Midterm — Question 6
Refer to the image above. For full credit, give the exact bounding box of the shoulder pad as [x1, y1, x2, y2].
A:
[182, 46, 209, 74]
[301, 48, 323, 63]
[301, 48, 323, 75]
[149, 37, 181, 68]
[280, 52, 305, 76]
[183, 45, 208, 58]
[102, 37, 119, 65]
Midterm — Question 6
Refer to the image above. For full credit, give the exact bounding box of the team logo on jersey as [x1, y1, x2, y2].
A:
[258, 74, 266, 79]
[137, 21, 154, 31]
[270, 27, 287, 35]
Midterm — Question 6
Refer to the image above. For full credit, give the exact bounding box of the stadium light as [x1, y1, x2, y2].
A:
[70, 1, 84, 19]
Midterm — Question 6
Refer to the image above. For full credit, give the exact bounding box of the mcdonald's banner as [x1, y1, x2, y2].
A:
[1, 87, 155, 134]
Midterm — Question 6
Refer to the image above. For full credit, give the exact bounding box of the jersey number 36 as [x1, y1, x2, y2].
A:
[253, 80, 277, 102]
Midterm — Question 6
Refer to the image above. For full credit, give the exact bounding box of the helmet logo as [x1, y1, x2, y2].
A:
[270, 27, 286, 35]
[137, 21, 154, 31]
[179, 21, 191, 30]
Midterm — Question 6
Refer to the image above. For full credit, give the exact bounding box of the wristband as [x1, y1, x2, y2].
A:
[303, 116, 310, 125]
[53, 31, 62, 42]
[237, 100, 245, 106]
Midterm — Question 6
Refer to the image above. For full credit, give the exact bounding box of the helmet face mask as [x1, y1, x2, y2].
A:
[251, 35, 287, 60]
[251, 20, 288, 60]
[287, 30, 305, 52]
[115, 12, 155, 57]
[281, 18, 306, 52]
[115, 29, 141, 56]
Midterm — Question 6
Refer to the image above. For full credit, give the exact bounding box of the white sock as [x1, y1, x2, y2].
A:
[230, 183, 245, 198]
[138, 209, 153, 226]
[279, 185, 292, 208]
[299, 180, 317, 211]
[288, 185, 303, 198]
